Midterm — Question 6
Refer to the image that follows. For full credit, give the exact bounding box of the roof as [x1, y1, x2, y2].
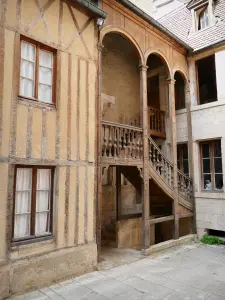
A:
[158, 0, 225, 52]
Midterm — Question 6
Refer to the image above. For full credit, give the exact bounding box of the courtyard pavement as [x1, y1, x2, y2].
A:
[10, 242, 225, 300]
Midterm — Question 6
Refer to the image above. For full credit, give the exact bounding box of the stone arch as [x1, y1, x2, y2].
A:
[172, 67, 189, 84]
[99, 25, 145, 65]
[144, 48, 173, 79]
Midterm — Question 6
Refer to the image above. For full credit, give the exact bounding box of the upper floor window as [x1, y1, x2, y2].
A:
[196, 55, 217, 105]
[198, 7, 209, 30]
[13, 166, 54, 243]
[200, 140, 223, 191]
[177, 143, 189, 176]
[19, 37, 56, 104]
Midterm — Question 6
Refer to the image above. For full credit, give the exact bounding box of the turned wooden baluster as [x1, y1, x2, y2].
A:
[118, 128, 122, 158]
[123, 129, 127, 157]
[140, 136, 143, 158]
[114, 127, 117, 157]
[163, 158, 167, 181]
[152, 147, 156, 168]
[108, 125, 112, 157]
[131, 130, 135, 158]
[127, 129, 131, 158]
[156, 150, 160, 173]
[103, 125, 107, 157]
[136, 133, 140, 159]
[149, 142, 152, 163]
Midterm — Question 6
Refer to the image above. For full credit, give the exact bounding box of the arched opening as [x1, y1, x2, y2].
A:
[101, 32, 143, 255]
[101, 33, 140, 124]
[146, 53, 174, 245]
[174, 71, 186, 111]
[146, 53, 170, 140]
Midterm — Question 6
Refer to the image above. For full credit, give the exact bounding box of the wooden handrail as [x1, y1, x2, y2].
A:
[102, 121, 143, 159]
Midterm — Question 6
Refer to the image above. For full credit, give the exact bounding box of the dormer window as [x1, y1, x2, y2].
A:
[198, 6, 209, 30]
[187, 0, 215, 33]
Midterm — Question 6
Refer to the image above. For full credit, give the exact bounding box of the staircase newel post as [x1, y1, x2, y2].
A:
[140, 64, 150, 251]
[168, 78, 179, 239]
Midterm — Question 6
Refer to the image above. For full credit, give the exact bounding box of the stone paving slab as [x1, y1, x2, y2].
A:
[9, 243, 225, 300]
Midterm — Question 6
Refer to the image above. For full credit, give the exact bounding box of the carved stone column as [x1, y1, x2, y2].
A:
[97, 44, 104, 256]
[140, 64, 150, 250]
[168, 78, 179, 239]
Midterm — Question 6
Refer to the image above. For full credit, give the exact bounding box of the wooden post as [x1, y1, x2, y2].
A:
[186, 83, 197, 234]
[140, 64, 150, 250]
[96, 44, 104, 259]
[116, 167, 121, 220]
[168, 78, 179, 239]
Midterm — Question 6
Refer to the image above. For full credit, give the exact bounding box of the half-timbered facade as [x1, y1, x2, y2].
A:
[0, 0, 196, 298]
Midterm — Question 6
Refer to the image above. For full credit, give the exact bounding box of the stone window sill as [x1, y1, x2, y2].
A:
[176, 108, 187, 115]
[195, 191, 225, 200]
[18, 96, 56, 111]
[191, 100, 225, 112]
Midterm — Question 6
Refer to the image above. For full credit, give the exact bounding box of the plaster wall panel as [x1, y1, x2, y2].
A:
[70, 56, 78, 161]
[32, 108, 42, 159]
[79, 59, 87, 161]
[46, 110, 56, 160]
[59, 52, 68, 160]
[78, 166, 85, 244]
[56, 166, 66, 247]
[2, 29, 14, 157]
[0, 164, 8, 260]
[87, 166, 95, 242]
[16, 105, 28, 158]
[5, 1, 17, 28]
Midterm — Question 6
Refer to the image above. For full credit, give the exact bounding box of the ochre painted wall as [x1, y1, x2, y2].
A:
[0, 0, 97, 297]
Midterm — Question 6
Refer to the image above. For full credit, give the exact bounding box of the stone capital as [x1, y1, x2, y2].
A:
[167, 78, 176, 85]
[139, 64, 148, 72]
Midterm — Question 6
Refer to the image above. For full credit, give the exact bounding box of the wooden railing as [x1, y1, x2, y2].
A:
[127, 107, 166, 137]
[149, 107, 166, 137]
[149, 136, 194, 202]
[149, 137, 173, 188]
[178, 170, 193, 203]
[128, 113, 141, 128]
[102, 121, 143, 159]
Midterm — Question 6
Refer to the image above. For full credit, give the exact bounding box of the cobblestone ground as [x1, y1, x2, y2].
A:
[10, 243, 225, 300]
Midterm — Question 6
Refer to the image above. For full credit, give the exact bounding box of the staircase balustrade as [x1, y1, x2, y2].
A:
[102, 121, 143, 159]
[148, 136, 194, 203]
[149, 107, 166, 137]
[149, 137, 173, 188]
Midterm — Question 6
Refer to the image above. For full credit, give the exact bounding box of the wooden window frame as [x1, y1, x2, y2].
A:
[200, 140, 223, 192]
[19, 36, 57, 105]
[12, 165, 55, 245]
[177, 143, 189, 176]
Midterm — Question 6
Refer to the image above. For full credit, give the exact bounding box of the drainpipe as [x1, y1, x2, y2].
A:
[73, 0, 107, 19]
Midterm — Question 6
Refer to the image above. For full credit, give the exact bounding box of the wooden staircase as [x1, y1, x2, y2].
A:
[101, 121, 194, 212]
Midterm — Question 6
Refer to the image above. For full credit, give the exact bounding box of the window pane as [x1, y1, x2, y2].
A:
[38, 84, 52, 103]
[16, 168, 32, 191]
[37, 169, 51, 190]
[202, 144, 209, 158]
[35, 212, 50, 235]
[215, 174, 223, 190]
[203, 174, 212, 190]
[21, 41, 35, 62]
[14, 168, 32, 238]
[20, 60, 35, 80]
[15, 191, 31, 213]
[14, 215, 30, 238]
[214, 140, 221, 157]
[203, 158, 210, 173]
[20, 78, 34, 98]
[214, 158, 222, 173]
[39, 66, 52, 85]
[36, 191, 50, 211]
[39, 50, 53, 68]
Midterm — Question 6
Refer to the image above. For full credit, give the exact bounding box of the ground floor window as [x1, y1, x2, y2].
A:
[13, 166, 54, 242]
[177, 143, 189, 176]
[200, 140, 223, 191]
